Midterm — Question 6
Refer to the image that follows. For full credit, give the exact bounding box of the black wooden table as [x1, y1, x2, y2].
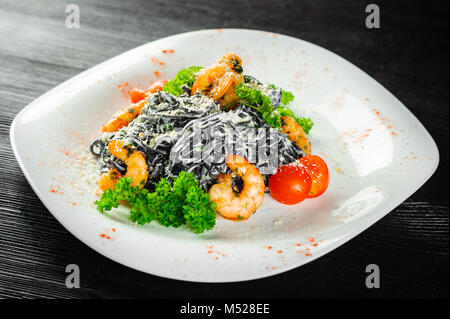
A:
[0, 0, 448, 298]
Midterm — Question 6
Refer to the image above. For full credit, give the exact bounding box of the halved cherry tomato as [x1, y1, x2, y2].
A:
[268, 164, 312, 205]
[299, 155, 329, 198]
[129, 88, 147, 104]
[148, 79, 167, 93]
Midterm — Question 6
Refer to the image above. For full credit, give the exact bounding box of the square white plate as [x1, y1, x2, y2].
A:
[10, 29, 439, 282]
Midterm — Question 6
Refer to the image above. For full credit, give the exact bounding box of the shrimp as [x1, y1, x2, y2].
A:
[102, 98, 148, 133]
[212, 71, 244, 106]
[191, 63, 227, 95]
[102, 81, 167, 133]
[281, 115, 312, 156]
[217, 53, 243, 73]
[208, 154, 265, 221]
[191, 53, 244, 107]
[96, 140, 148, 192]
[98, 167, 123, 193]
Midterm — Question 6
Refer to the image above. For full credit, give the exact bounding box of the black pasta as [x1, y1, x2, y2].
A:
[166, 105, 304, 190]
[90, 77, 303, 191]
[90, 91, 221, 188]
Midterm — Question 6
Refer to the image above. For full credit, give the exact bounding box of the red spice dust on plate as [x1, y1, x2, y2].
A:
[50, 185, 64, 194]
[151, 57, 165, 66]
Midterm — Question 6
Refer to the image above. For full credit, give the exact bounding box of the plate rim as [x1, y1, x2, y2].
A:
[9, 28, 440, 283]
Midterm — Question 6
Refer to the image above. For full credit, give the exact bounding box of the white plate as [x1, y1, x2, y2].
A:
[10, 29, 439, 282]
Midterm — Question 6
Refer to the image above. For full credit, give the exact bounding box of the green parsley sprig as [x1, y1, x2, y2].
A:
[95, 172, 216, 234]
[269, 84, 294, 107]
[234, 83, 314, 134]
[234, 83, 282, 128]
[163, 66, 203, 96]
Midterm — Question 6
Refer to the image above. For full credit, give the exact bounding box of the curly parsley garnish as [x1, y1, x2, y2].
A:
[163, 66, 203, 96]
[234, 83, 282, 128]
[269, 84, 294, 107]
[234, 83, 314, 134]
[95, 172, 216, 234]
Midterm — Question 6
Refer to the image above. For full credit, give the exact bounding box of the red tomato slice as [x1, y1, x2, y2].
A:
[148, 80, 167, 93]
[299, 155, 329, 198]
[129, 88, 147, 103]
[268, 164, 312, 205]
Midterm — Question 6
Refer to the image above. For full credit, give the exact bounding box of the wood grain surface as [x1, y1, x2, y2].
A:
[0, 0, 448, 298]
